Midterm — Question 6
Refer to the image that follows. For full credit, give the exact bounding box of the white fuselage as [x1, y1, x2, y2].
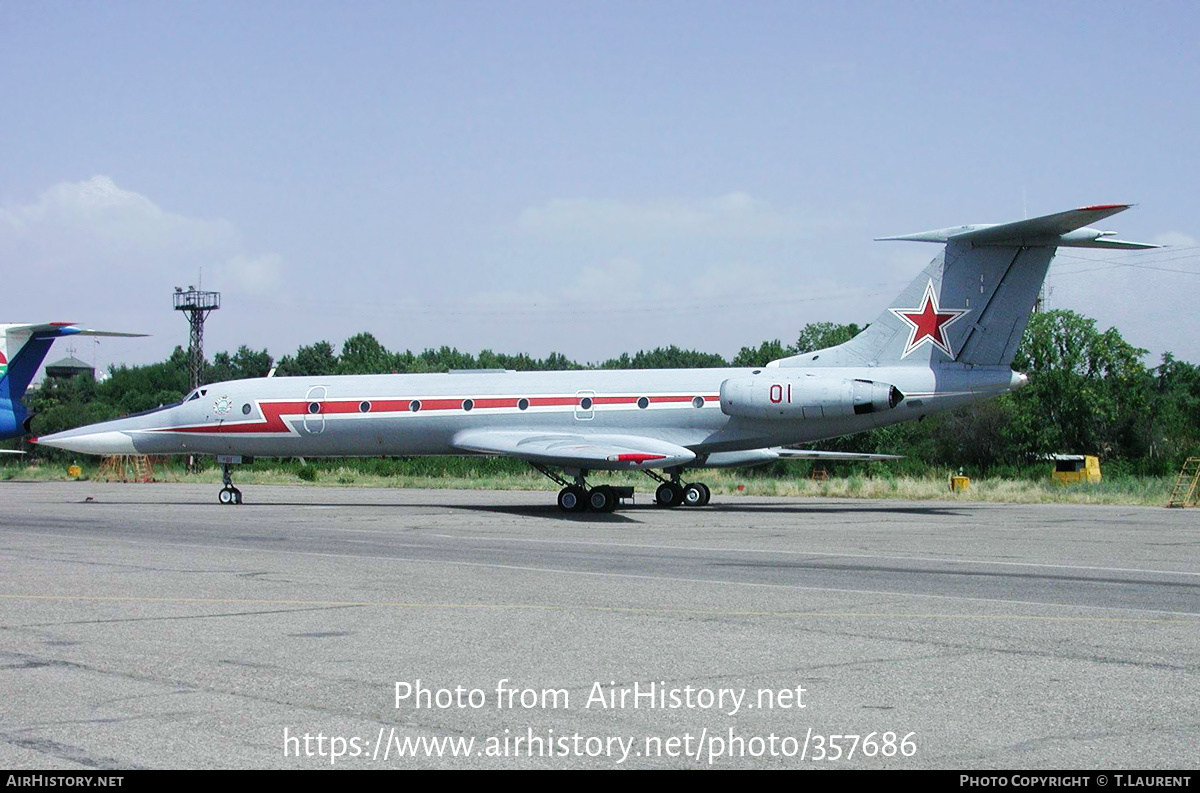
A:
[38, 364, 1024, 465]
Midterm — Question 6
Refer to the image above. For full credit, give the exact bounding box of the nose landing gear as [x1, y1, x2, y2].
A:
[218, 460, 244, 506]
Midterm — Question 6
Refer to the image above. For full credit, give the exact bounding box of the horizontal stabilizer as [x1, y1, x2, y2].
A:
[877, 204, 1159, 249]
[2, 323, 148, 338]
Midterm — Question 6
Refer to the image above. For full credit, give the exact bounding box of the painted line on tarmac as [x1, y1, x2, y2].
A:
[1, 593, 1198, 624]
[426, 533, 1200, 578]
[5, 529, 1200, 619]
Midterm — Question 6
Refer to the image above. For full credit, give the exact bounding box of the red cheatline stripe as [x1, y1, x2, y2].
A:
[527, 396, 578, 407]
[616, 453, 666, 463]
[155, 393, 719, 434]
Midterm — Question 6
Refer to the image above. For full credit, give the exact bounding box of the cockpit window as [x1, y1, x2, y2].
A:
[184, 388, 208, 402]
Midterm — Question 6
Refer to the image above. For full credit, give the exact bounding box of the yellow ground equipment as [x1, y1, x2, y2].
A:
[1050, 455, 1101, 485]
[1167, 457, 1200, 508]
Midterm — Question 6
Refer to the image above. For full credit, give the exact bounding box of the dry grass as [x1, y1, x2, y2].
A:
[1, 461, 1179, 506]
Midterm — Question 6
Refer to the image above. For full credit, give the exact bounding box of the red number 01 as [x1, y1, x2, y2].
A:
[769, 384, 783, 403]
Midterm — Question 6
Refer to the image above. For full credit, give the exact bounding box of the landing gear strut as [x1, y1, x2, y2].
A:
[643, 468, 710, 508]
[219, 462, 243, 506]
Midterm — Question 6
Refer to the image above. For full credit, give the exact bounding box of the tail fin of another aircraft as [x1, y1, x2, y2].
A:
[772, 205, 1157, 369]
[0, 323, 147, 439]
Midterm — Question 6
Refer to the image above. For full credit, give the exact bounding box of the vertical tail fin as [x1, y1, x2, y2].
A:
[772, 205, 1156, 369]
[0, 323, 147, 440]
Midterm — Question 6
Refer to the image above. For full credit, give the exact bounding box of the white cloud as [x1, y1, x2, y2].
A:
[0, 175, 241, 267]
[216, 253, 285, 296]
[0, 176, 285, 368]
[1, 175, 283, 311]
[1152, 231, 1197, 248]
[516, 192, 833, 241]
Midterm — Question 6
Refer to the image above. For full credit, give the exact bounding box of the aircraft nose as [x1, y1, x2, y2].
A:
[34, 429, 138, 455]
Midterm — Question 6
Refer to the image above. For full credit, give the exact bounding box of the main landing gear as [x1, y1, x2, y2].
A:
[533, 464, 628, 514]
[643, 468, 710, 508]
[218, 461, 244, 506]
[531, 464, 710, 513]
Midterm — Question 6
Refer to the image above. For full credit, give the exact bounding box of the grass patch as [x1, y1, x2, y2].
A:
[0, 456, 1181, 506]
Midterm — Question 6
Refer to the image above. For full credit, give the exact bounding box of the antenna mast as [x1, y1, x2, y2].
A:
[173, 286, 221, 390]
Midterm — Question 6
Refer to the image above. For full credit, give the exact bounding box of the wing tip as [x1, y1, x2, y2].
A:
[1077, 203, 1132, 212]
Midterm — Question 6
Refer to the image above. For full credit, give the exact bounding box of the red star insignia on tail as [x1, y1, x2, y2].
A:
[889, 280, 970, 359]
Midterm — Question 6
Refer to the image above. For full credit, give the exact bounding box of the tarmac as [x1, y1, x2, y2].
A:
[1, 481, 1197, 768]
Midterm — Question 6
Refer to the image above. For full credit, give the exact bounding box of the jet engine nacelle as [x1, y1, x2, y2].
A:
[719, 376, 902, 420]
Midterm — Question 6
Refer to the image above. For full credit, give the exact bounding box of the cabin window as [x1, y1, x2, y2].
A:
[409, 400, 421, 412]
[518, 398, 529, 411]
[637, 397, 649, 409]
[462, 399, 474, 412]
[241, 403, 251, 415]
[359, 401, 371, 413]
[307, 402, 321, 414]
[579, 397, 593, 410]
[692, 396, 705, 408]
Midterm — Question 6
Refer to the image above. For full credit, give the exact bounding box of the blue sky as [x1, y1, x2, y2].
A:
[2, 1, 1196, 372]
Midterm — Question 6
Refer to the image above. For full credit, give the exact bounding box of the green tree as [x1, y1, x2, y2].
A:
[601, 346, 726, 369]
[1009, 309, 1151, 458]
[541, 352, 581, 371]
[277, 340, 339, 376]
[339, 333, 396, 374]
[209, 346, 273, 382]
[731, 340, 787, 367]
[792, 321, 863, 354]
[1147, 352, 1200, 463]
[418, 346, 479, 372]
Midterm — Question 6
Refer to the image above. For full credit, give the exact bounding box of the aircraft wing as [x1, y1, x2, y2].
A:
[452, 430, 695, 470]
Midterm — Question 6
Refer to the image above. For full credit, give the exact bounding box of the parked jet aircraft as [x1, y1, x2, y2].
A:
[0, 323, 146, 441]
[35, 205, 1155, 511]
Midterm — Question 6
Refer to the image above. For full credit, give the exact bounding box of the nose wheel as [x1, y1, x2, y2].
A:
[219, 462, 244, 506]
